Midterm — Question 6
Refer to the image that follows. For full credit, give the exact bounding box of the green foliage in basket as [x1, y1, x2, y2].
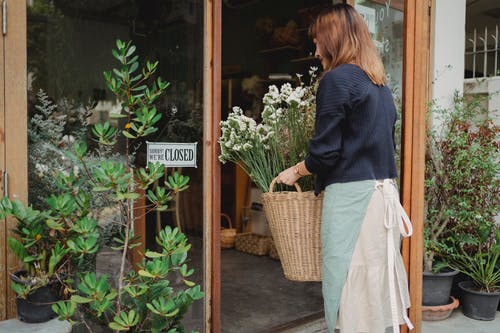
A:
[219, 68, 318, 192]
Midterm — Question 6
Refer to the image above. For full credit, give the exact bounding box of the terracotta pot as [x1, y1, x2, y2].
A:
[422, 296, 459, 321]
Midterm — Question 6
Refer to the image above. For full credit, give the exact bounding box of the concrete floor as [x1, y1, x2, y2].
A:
[422, 308, 500, 333]
[219, 248, 500, 333]
[96, 240, 323, 333]
[96, 238, 500, 333]
[221, 249, 323, 333]
[270, 309, 500, 333]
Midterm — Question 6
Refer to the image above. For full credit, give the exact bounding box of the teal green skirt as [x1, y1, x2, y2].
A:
[321, 179, 413, 333]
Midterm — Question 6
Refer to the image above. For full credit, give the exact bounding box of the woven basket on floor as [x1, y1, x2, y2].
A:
[234, 232, 270, 256]
[268, 238, 280, 260]
[220, 213, 236, 249]
[261, 178, 323, 281]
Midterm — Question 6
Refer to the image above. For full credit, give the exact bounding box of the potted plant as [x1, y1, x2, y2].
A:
[0, 84, 109, 323]
[422, 93, 500, 319]
[0, 191, 99, 323]
[449, 227, 500, 321]
[423, 117, 459, 312]
[41, 40, 203, 333]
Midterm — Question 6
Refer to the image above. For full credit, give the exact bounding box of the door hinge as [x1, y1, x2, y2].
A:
[1, 170, 7, 198]
[2, 0, 6, 35]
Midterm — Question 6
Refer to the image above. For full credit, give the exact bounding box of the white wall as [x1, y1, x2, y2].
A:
[464, 77, 500, 127]
[431, 0, 467, 126]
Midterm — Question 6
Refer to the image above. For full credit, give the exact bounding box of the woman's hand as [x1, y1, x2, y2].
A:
[276, 166, 301, 186]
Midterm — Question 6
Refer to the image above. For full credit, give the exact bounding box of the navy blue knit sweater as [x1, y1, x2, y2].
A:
[304, 64, 398, 195]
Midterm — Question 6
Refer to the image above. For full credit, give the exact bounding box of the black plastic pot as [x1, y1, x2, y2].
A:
[458, 281, 500, 321]
[10, 270, 60, 323]
[422, 270, 459, 306]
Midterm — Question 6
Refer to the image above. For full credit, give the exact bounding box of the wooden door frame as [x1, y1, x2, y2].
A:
[0, 0, 6, 320]
[0, 0, 223, 325]
[206, 0, 431, 332]
[346, 1, 431, 332]
[2, 0, 28, 319]
[2, 0, 430, 332]
[204, 0, 221, 332]
[345, 1, 431, 333]
[401, 1, 431, 332]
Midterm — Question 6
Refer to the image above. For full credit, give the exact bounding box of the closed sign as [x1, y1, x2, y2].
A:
[146, 142, 197, 168]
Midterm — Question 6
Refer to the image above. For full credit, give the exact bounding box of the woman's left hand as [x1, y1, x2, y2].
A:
[276, 166, 300, 186]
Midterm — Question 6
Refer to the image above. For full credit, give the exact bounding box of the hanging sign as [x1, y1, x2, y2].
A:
[146, 142, 198, 168]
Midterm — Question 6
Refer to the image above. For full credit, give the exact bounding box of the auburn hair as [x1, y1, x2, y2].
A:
[309, 4, 386, 85]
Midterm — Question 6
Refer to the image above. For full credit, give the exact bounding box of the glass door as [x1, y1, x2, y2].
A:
[22, 0, 206, 330]
[353, 0, 405, 170]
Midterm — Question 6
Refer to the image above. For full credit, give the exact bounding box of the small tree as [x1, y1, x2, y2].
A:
[424, 93, 500, 272]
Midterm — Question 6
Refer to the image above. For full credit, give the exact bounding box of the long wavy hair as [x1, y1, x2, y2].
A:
[309, 4, 386, 85]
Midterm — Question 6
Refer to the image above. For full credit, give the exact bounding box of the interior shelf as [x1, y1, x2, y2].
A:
[258, 45, 300, 54]
[290, 56, 317, 63]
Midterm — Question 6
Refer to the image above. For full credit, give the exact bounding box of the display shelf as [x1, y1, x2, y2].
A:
[290, 56, 317, 63]
[258, 45, 300, 54]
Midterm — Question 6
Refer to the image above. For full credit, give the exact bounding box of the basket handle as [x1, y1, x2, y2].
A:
[221, 213, 233, 229]
[269, 177, 302, 193]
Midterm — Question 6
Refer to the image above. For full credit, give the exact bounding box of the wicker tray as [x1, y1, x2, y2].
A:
[234, 232, 270, 256]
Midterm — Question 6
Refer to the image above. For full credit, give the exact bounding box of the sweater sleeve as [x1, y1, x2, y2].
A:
[304, 70, 350, 175]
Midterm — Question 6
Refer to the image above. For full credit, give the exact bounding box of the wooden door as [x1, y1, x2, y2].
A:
[2, 0, 212, 325]
[343, 1, 431, 332]
[345, 1, 431, 332]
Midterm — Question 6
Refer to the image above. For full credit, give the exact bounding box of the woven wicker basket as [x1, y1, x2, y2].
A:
[220, 213, 236, 249]
[268, 238, 280, 260]
[261, 178, 323, 281]
[234, 232, 270, 256]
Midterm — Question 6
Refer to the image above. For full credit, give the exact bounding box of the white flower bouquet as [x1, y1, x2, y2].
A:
[219, 69, 318, 192]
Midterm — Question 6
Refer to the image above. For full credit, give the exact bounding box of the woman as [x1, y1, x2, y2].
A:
[276, 4, 413, 333]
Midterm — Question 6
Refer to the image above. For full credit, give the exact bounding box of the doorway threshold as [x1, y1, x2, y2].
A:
[257, 311, 327, 333]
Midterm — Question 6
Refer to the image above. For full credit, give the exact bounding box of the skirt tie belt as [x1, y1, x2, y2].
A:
[375, 179, 414, 332]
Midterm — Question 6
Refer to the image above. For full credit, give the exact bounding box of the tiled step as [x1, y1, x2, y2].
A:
[0, 318, 71, 333]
